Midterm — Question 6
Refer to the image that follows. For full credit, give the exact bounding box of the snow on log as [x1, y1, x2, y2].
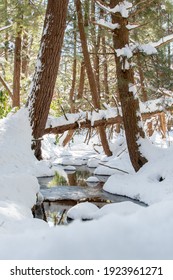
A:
[44, 116, 122, 135]
[44, 97, 173, 135]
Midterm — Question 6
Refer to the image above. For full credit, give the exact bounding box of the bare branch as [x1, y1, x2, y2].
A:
[0, 24, 12, 32]
[0, 75, 13, 99]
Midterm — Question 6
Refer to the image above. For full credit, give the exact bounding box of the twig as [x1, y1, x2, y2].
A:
[41, 202, 47, 222]
[58, 209, 66, 225]
[60, 104, 68, 121]
[0, 74, 13, 99]
[99, 162, 129, 174]
[83, 96, 99, 113]
[116, 148, 127, 157]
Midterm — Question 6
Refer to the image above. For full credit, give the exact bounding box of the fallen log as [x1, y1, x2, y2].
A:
[44, 115, 123, 135]
[44, 96, 173, 136]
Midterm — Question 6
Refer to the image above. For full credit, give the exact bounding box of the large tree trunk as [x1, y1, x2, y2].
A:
[75, 0, 112, 156]
[27, 0, 69, 159]
[110, 0, 147, 171]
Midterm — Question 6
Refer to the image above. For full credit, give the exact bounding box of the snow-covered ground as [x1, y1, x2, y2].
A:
[0, 108, 173, 259]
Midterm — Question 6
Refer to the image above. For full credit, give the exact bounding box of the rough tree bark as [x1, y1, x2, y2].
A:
[27, 0, 69, 159]
[110, 0, 147, 171]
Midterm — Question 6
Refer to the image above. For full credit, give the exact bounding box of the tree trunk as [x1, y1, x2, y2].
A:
[102, 31, 110, 102]
[136, 52, 148, 102]
[91, 1, 101, 96]
[77, 60, 85, 99]
[12, 22, 22, 108]
[110, 0, 147, 171]
[27, 0, 69, 159]
[4, 0, 8, 62]
[63, 17, 77, 147]
[75, 0, 112, 156]
[22, 30, 30, 78]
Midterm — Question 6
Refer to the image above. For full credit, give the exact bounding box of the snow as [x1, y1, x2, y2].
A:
[67, 201, 143, 221]
[64, 165, 76, 171]
[116, 44, 133, 59]
[97, 19, 120, 30]
[1, 108, 173, 259]
[86, 176, 99, 183]
[87, 157, 100, 168]
[0, 108, 53, 177]
[139, 44, 157, 55]
[152, 33, 173, 48]
[129, 83, 139, 99]
[95, 0, 132, 18]
[45, 97, 173, 131]
[67, 202, 99, 220]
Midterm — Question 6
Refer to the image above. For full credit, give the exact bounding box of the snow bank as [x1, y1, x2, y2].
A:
[1, 109, 173, 260]
[0, 109, 52, 235]
[1, 199, 173, 259]
[67, 202, 99, 220]
[104, 139, 173, 205]
[0, 108, 53, 177]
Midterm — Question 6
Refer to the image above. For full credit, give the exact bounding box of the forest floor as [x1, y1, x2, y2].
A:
[0, 108, 173, 259]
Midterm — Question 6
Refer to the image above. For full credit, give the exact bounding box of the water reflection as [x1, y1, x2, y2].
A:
[48, 167, 100, 188]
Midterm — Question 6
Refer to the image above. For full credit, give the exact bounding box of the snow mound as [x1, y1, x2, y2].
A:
[67, 202, 99, 220]
[0, 108, 53, 177]
[64, 165, 76, 171]
[86, 176, 99, 183]
[87, 158, 100, 168]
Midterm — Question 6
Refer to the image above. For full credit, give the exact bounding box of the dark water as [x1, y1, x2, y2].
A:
[38, 165, 146, 226]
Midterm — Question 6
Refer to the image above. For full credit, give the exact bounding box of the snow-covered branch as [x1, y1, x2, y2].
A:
[95, 19, 120, 30]
[95, 0, 132, 18]
[152, 34, 173, 49]
[44, 97, 173, 135]
[0, 24, 12, 32]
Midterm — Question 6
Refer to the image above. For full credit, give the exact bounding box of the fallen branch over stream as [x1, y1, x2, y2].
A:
[44, 115, 122, 135]
[44, 97, 173, 135]
[98, 162, 129, 174]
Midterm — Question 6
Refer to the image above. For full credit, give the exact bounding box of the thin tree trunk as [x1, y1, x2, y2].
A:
[4, 0, 8, 62]
[22, 30, 29, 78]
[12, 22, 22, 108]
[136, 52, 148, 102]
[63, 15, 77, 147]
[102, 32, 110, 102]
[91, 1, 101, 96]
[77, 60, 85, 99]
[27, 0, 69, 159]
[75, 0, 112, 156]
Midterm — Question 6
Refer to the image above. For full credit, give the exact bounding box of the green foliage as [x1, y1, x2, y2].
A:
[0, 90, 11, 118]
[0, 0, 173, 118]
[48, 172, 67, 187]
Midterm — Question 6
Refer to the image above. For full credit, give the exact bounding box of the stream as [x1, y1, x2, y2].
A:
[37, 165, 146, 226]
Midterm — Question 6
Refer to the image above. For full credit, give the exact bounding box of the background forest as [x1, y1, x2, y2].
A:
[0, 0, 173, 117]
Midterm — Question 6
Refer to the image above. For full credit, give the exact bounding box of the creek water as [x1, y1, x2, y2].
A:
[38, 165, 145, 226]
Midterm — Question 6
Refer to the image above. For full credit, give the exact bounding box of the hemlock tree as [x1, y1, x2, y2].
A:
[96, 0, 148, 171]
[27, 0, 69, 159]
